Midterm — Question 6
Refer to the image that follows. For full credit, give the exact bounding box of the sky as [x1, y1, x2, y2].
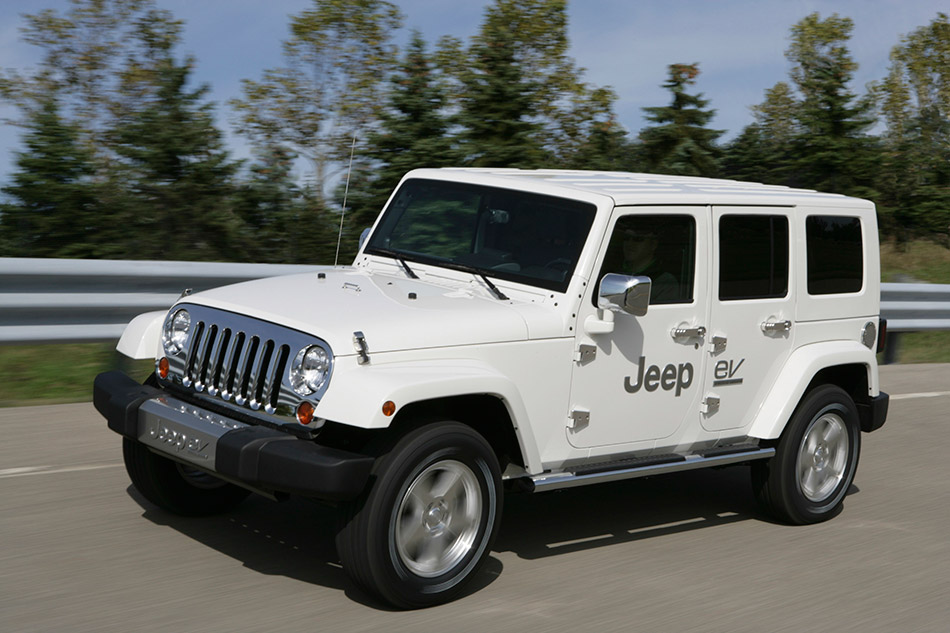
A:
[0, 0, 947, 187]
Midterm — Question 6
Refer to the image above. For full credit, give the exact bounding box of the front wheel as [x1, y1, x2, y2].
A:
[752, 385, 861, 525]
[336, 422, 502, 609]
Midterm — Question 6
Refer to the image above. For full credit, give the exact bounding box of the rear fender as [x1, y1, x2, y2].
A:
[749, 341, 877, 440]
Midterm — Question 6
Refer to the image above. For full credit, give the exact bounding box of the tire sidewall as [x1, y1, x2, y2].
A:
[361, 424, 502, 607]
[779, 386, 861, 523]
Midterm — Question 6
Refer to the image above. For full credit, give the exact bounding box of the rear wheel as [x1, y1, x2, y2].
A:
[336, 422, 502, 609]
[752, 385, 860, 524]
[122, 438, 249, 516]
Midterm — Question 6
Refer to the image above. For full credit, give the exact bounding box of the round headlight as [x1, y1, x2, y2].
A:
[290, 345, 330, 396]
[162, 309, 191, 356]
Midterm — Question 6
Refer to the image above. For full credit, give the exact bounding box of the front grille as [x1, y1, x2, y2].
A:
[161, 304, 332, 421]
[184, 323, 291, 413]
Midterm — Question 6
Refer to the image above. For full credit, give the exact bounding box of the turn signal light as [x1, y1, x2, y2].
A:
[158, 357, 169, 379]
[296, 401, 315, 425]
[382, 401, 396, 417]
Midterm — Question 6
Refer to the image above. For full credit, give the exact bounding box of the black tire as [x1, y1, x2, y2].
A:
[336, 422, 502, 609]
[752, 384, 861, 525]
[122, 438, 250, 516]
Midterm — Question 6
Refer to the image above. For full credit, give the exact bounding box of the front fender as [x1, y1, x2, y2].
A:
[315, 355, 541, 472]
[748, 340, 877, 440]
[116, 311, 166, 359]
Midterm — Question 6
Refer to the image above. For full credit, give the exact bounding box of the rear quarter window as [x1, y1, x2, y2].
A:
[806, 216, 863, 295]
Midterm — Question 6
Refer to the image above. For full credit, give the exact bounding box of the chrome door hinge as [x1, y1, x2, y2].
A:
[710, 336, 727, 353]
[701, 395, 720, 414]
[574, 343, 596, 363]
[353, 331, 370, 365]
[568, 408, 590, 429]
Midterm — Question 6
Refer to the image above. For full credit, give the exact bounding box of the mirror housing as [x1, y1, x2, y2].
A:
[598, 274, 651, 317]
[358, 227, 371, 251]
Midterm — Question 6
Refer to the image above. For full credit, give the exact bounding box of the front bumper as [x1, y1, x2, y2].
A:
[94, 371, 374, 501]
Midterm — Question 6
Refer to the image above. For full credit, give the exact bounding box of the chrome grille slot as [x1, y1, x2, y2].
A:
[161, 304, 334, 426]
[248, 339, 274, 410]
[207, 328, 231, 396]
[264, 345, 290, 413]
[221, 332, 245, 400]
[183, 321, 206, 388]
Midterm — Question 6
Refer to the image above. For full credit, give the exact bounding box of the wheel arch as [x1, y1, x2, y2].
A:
[316, 358, 541, 472]
[749, 340, 878, 440]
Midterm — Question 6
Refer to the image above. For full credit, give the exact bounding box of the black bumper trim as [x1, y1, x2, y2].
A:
[859, 392, 889, 433]
[94, 371, 374, 501]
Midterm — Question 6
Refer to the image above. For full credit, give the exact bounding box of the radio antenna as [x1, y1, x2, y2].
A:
[334, 134, 357, 267]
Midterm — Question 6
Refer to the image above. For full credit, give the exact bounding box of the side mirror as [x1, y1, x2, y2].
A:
[598, 273, 651, 317]
[358, 227, 371, 251]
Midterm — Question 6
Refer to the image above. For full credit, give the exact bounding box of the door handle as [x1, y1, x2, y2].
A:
[671, 325, 706, 340]
[761, 320, 791, 333]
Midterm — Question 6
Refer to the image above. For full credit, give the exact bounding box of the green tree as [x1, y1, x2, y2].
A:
[0, 99, 109, 257]
[876, 13, 950, 240]
[638, 63, 723, 176]
[344, 32, 458, 238]
[109, 45, 243, 261]
[0, 0, 183, 160]
[785, 13, 878, 196]
[457, 17, 547, 167]
[230, 0, 403, 196]
[724, 82, 798, 184]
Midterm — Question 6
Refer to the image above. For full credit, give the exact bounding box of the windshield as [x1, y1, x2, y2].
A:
[365, 178, 596, 292]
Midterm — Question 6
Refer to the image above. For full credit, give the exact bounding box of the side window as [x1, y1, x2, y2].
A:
[596, 214, 695, 305]
[806, 216, 863, 294]
[719, 215, 789, 301]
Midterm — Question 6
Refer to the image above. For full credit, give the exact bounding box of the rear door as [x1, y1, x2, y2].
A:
[701, 207, 796, 432]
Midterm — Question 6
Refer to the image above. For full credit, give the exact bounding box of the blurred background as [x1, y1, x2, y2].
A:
[1, 0, 948, 406]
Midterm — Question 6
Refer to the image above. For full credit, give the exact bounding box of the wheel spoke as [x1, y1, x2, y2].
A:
[431, 467, 463, 500]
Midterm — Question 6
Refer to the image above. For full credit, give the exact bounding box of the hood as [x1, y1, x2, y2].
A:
[184, 267, 533, 356]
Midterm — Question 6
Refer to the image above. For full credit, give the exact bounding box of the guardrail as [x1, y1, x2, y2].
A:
[1, 257, 948, 345]
[0, 258, 323, 344]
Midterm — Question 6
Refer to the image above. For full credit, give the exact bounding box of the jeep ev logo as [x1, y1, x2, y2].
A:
[624, 357, 693, 396]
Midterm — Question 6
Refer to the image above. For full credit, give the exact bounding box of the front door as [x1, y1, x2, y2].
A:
[568, 207, 709, 450]
[701, 207, 796, 432]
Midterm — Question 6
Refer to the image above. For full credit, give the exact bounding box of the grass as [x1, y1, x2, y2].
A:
[0, 343, 152, 408]
[1, 239, 948, 407]
[879, 239, 950, 365]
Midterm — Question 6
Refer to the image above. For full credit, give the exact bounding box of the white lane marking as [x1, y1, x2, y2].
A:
[890, 391, 950, 401]
[0, 463, 122, 478]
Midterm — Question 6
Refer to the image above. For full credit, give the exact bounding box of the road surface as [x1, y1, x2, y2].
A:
[2, 364, 948, 632]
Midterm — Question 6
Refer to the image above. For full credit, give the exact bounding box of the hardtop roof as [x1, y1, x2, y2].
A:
[412, 168, 873, 209]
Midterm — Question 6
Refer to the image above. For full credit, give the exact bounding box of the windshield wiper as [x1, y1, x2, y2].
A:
[439, 261, 509, 301]
[367, 247, 418, 279]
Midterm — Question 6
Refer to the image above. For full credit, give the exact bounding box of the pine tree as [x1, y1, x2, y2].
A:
[346, 32, 457, 231]
[785, 13, 878, 197]
[457, 18, 547, 167]
[876, 13, 950, 240]
[110, 51, 243, 261]
[638, 63, 723, 176]
[0, 99, 108, 257]
[724, 82, 798, 184]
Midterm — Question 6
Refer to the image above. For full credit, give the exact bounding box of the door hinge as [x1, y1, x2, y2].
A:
[568, 408, 590, 429]
[710, 335, 727, 353]
[701, 395, 720, 414]
[574, 343, 596, 363]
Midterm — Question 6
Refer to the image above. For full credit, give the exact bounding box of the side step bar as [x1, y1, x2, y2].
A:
[524, 447, 775, 493]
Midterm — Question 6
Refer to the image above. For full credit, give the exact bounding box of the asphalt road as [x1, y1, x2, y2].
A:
[2, 364, 949, 632]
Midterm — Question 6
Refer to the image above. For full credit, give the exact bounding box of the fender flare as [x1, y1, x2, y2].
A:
[748, 340, 877, 440]
[315, 356, 542, 473]
[116, 311, 166, 359]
